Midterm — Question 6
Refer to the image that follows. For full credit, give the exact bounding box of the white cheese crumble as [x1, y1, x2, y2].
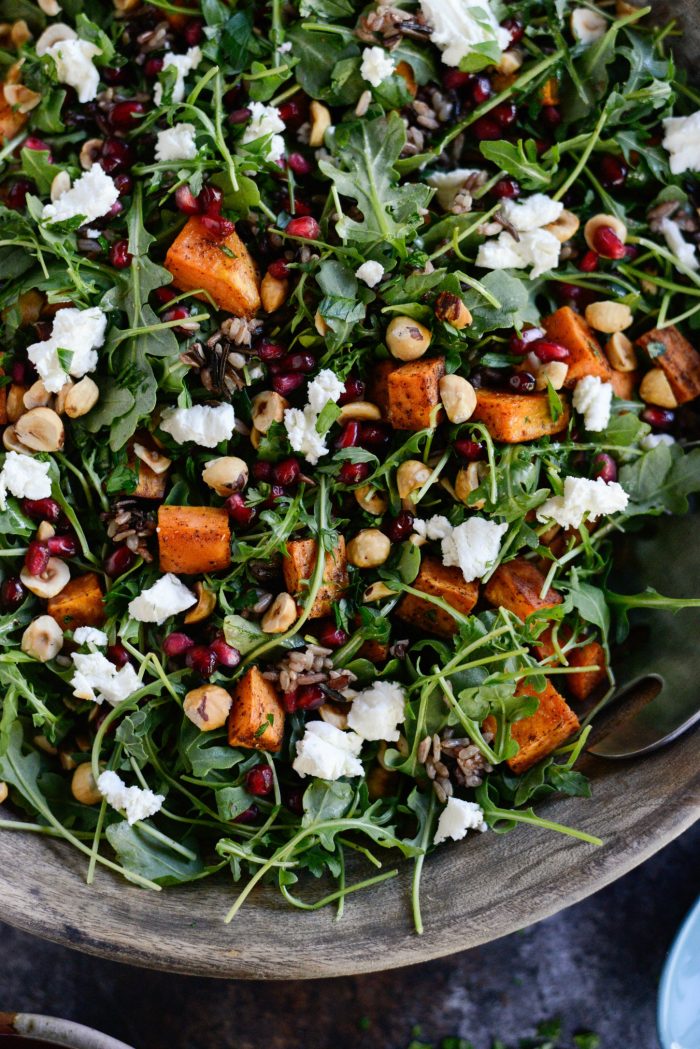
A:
[441, 517, 508, 582]
[501, 193, 564, 232]
[420, 0, 510, 67]
[27, 306, 108, 393]
[159, 402, 235, 448]
[154, 46, 202, 105]
[0, 452, 51, 512]
[412, 515, 453, 541]
[97, 770, 165, 825]
[659, 217, 699, 271]
[536, 476, 629, 530]
[155, 122, 198, 162]
[570, 7, 607, 44]
[427, 168, 484, 210]
[572, 375, 614, 432]
[434, 797, 488, 844]
[359, 46, 396, 88]
[346, 680, 407, 742]
[475, 227, 562, 279]
[240, 101, 286, 162]
[640, 432, 675, 451]
[71, 652, 141, 707]
[355, 260, 385, 287]
[284, 368, 345, 465]
[662, 111, 700, 175]
[46, 38, 102, 104]
[42, 164, 119, 226]
[73, 626, 108, 647]
[292, 721, 364, 780]
[307, 368, 345, 414]
[128, 573, 197, 625]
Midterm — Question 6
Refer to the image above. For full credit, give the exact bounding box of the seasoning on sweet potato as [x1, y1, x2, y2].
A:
[507, 678, 580, 773]
[227, 666, 285, 752]
[471, 389, 570, 444]
[0, 96, 27, 143]
[47, 573, 106, 630]
[132, 460, 168, 500]
[157, 505, 231, 575]
[543, 306, 612, 384]
[387, 356, 445, 431]
[165, 217, 261, 317]
[567, 640, 607, 701]
[636, 324, 700, 404]
[609, 368, 638, 401]
[396, 555, 479, 636]
[283, 536, 348, 618]
[367, 360, 397, 416]
[484, 558, 562, 622]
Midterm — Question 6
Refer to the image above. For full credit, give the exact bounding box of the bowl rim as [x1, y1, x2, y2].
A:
[1, 1013, 134, 1049]
[657, 893, 700, 1049]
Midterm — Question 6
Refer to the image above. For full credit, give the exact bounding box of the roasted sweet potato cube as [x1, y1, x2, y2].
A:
[367, 360, 397, 416]
[47, 573, 106, 630]
[543, 306, 612, 385]
[0, 96, 27, 143]
[507, 678, 580, 773]
[282, 536, 348, 618]
[387, 357, 445, 431]
[227, 666, 285, 752]
[132, 461, 168, 500]
[157, 505, 231, 575]
[484, 558, 562, 622]
[636, 325, 700, 404]
[165, 217, 261, 317]
[472, 389, 570, 444]
[609, 369, 638, 401]
[567, 640, 607, 701]
[396, 555, 479, 637]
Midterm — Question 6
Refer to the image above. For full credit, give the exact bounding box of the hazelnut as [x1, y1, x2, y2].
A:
[21, 615, 64, 662]
[71, 763, 102, 806]
[20, 557, 70, 599]
[639, 368, 678, 409]
[434, 292, 472, 330]
[585, 300, 633, 334]
[347, 528, 391, 568]
[183, 685, 232, 732]
[386, 316, 432, 361]
[439, 375, 477, 424]
[261, 592, 297, 633]
[201, 455, 249, 496]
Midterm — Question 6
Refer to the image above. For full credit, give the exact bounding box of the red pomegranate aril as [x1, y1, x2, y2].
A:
[287, 152, 312, 176]
[272, 372, 306, 396]
[285, 216, 320, 239]
[199, 214, 235, 239]
[579, 250, 599, 273]
[104, 545, 136, 577]
[183, 19, 203, 45]
[623, 244, 638, 261]
[1, 577, 25, 611]
[386, 511, 415, 543]
[492, 177, 520, 200]
[155, 286, 176, 305]
[258, 340, 286, 361]
[267, 258, 290, 280]
[113, 173, 133, 196]
[25, 541, 50, 577]
[339, 461, 369, 484]
[110, 100, 145, 130]
[174, 185, 201, 215]
[443, 69, 472, 92]
[454, 438, 486, 461]
[508, 371, 536, 393]
[278, 99, 303, 125]
[338, 377, 365, 405]
[234, 804, 260, 824]
[492, 101, 517, 127]
[47, 534, 78, 558]
[592, 226, 626, 260]
[224, 493, 257, 527]
[336, 420, 360, 449]
[541, 105, 562, 127]
[599, 154, 627, 188]
[272, 457, 301, 487]
[162, 305, 192, 334]
[209, 638, 241, 668]
[245, 764, 274, 797]
[531, 339, 570, 363]
[198, 185, 224, 215]
[109, 239, 133, 269]
[509, 326, 545, 355]
[317, 620, 349, 648]
[358, 423, 390, 449]
[296, 684, 325, 711]
[102, 66, 128, 85]
[228, 107, 252, 125]
[144, 56, 164, 78]
[501, 16, 525, 44]
[24, 136, 52, 157]
[12, 361, 27, 384]
[472, 116, 502, 141]
[107, 642, 131, 667]
[289, 195, 313, 217]
[163, 632, 195, 658]
[6, 179, 32, 210]
[21, 497, 61, 523]
[471, 75, 492, 104]
[271, 351, 315, 374]
[284, 787, 304, 815]
[105, 200, 124, 221]
[100, 138, 133, 174]
[641, 407, 675, 430]
[282, 688, 298, 713]
[264, 484, 285, 508]
[186, 644, 218, 678]
[252, 461, 273, 482]
[592, 452, 617, 483]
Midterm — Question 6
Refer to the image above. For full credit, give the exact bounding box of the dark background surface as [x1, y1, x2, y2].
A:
[0, 822, 697, 1049]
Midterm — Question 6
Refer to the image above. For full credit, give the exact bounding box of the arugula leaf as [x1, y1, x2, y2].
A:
[619, 444, 700, 515]
[462, 271, 540, 336]
[480, 139, 560, 190]
[106, 822, 205, 886]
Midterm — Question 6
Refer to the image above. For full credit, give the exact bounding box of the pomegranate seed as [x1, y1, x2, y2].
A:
[285, 216, 320, 239]
[296, 684, 325, 710]
[101, 138, 133, 174]
[264, 485, 285, 508]
[270, 351, 315, 374]
[336, 422, 359, 449]
[228, 107, 252, 125]
[284, 787, 304, 815]
[501, 16, 525, 44]
[1, 577, 25, 611]
[338, 377, 365, 405]
[109, 239, 133, 269]
[198, 185, 224, 215]
[289, 195, 312, 217]
[102, 67, 128, 86]
[162, 305, 192, 334]
[508, 371, 536, 394]
[12, 361, 27, 384]
[209, 638, 241, 668]
[182, 19, 203, 45]
[555, 282, 585, 303]
[339, 462, 370, 484]
[278, 99, 304, 125]
[316, 620, 349, 648]
[471, 75, 492, 105]
[174, 185, 201, 215]
[144, 56, 164, 78]
[623, 244, 638, 261]
[110, 100, 145, 130]
[472, 117, 502, 141]
[358, 423, 390, 449]
[443, 69, 472, 92]
[509, 326, 545, 355]
[234, 804, 260, 824]
[23, 136, 51, 158]
[224, 493, 257, 527]
[454, 439, 486, 461]
[21, 497, 61, 523]
[641, 407, 675, 430]
[105, 200, 124, 221]
[386, 511, 415, 543]
[186, 644, 218, 678]
[282, 688, 298, 713]
[199, 214, 235, 239]
[592, 226, 626, 260]
[245, 764, 274, 797]
[163, 632, 195, 658]
[113, 173, 133, 195]
[47, 534, 77, 558]
[531, 339, 570, 363]
[287, 152, 312, 176]
[272, 372, 305, 396]
[491, 177, 520, 200]
[104, 545, 136, 577]
[592, 453, 617, 483]
[107, 642, 131, 667]
[541, 106, 562, 127]
[258, 340, 286, 361]
[272, 457, 301, 487]
[492, 101, 517, 127]
[6, 179, 32, 210]
[599, 154, 627, 188]
[25, 541, 50, 577]
[267, 259, 290, 280]
[155, 286, 176, 304]
[252, 461, 273, 482]
[579, 250, 599, 273]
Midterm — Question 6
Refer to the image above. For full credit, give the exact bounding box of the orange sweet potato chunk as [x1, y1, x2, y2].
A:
[567, 640, 607, 701]
[283, 537, 348, 618]
[165, 217, 261, 317]
[484, 558, 562, 621]
[396, 555, 479, 637]
[609, 369, 638, 400]
[157, 505, 231, 574]
[228, 666, 285, 752]
[507, 678, 580, 773]
[367, 360, 397, 416]
[47, 573, 106, 630]
[387, 357, 445, 431]
[0, 97, 27, 143]
[636, 325, 700, 404]
[543, 306, 612, 384]
[472, 389, 570, 444]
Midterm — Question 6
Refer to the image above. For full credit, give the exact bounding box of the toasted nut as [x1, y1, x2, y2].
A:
[585, 300, 633, 334]
[34, 734, 58, 755]
[50, 170, 71, 201]
[113, 0, 141, 10]
[60, 750, 77, 771]
[434, 292, 472, 330]
[251, 390, 288, 433]
[15, 407, 64, 452]
[497, 48, 523, 74]
[250, 426, 262, 450]
[35, 21, 76, 55]
[347, 528, 391, 568]
[3, 83, 40, 112]
[36, 521, 55, 541]
[396, 459, 431, 502]
[10, 20, 32, 47]
[615, 0, 639, 13]
[363, 581, 397, 603]
[71, 763, 102, 806]
[184, 581, 216, 625]
[314, 310, 329, 336]
[22, 615, 64, 662]
[55, 379, 73, 414]
[571, 6, 607, 43]
[0, 782, 7, 804]
[309, 100, 332, 147]
[201, 455, 248, 496]
[16, 289, 43, 326]
[386, 316, 432, 361]
[535, 361, 569, 391]
[319, 703, 348, 730]
[395, 59, 417, 97]
[133, 441, 171, 476]
[606, 331, 637, 372]
[338, 400, 382, 422]
[63, 376, 99, 418]
[354, 484, 388, 515]
[261, 592, 297, 633]
[455, 462, 488, 507]
[7, 384, 28, 422]
[261, 271, 290, 313]
[2, 424, 34, 454]
[79, 137, 103, 171]
[639, 368, 678, 408]
[584, 213, 627, 250]
[20, 557, 70, 599]
[39, 0, 62, 14]
[544, 209, 580, 243]
[183, 684, 232, 731]
[439, 375, 477, 424]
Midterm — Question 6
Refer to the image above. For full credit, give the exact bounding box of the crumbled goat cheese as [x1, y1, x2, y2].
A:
[159, 402, 235, 448]
[640, 432, 676, 451]
[347, 681, 407, 742]
[570, 7, 607, 44]
[27, 306, 108, 393]
[476, 227, 562, 280]
[572, 375, 614, 432]
[284, 368, 345, 465]
[355, 260, 385, 287]
[427, 168, 484, 210]
[46, 38, 101, 103]
[128, 573, 197, 625]
[292, 722, 364, 780]
[501, 193, 563, 232]
[662, 111, 700, 175]
[441, 517, 508, 582]
[240, 102, 286, 162]
[307, 369, 345, 414]
[155, 123, 198, 162]
[73, 627, 108, 647]
[659, 217, 699, 271]
[42, 163, 119, 226]
[97, 770, 165, 826]
[420, 0, 510, 67]
[0, 452, 51, 512]
[360, 46, 396, 87]
[154, 46, 202, 105]
[536, 476, 629, 530]
[412, 515, 453, 541]
[434, 797, 488, 844]
[71, 652, 141, 707]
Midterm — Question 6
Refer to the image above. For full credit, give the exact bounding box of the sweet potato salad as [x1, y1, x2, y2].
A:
[1, 0, 700, 928]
